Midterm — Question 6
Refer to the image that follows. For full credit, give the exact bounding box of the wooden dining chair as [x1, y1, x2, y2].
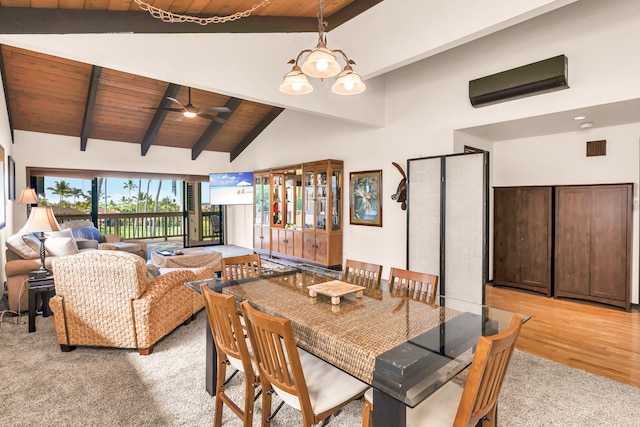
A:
[240, 300, 369, 427]
[362, 314, 524, 427]
[201, 284, 260, 427]
[388, 267, 439, 305]
[222, 253, 262, 282]
[343, 259, 383, 290]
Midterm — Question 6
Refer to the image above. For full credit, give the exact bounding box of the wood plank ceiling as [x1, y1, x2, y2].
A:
[0, 0, 382, 161]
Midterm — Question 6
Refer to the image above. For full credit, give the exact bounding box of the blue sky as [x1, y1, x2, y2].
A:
[43, 177, 210, 204]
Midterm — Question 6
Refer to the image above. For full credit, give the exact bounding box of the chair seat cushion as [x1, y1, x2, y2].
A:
[227, 338, 260, 376]
[365, 381, 463, 427]
[274, 351, 368, 416]
[407, 381, 463, 427]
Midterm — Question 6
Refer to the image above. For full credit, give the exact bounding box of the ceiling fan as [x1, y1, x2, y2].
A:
[153, 87, 231, 121]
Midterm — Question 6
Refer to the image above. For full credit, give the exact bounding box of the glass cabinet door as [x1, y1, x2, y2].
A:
[331, 170, 341, 231]
[285, 174, 294, 226]
[316, 170, 327, 231]
[261, 175, 270, 226]
[271, 174, 283, 226]
[285, 170, 303, 229]
[295, 169, 303, 229]
[254, 174, 262, 225]
[304, 171, 315, 229]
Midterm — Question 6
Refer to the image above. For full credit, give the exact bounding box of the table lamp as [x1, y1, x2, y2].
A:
[23, 206, 61, 279]
[17, 188, 39, 216]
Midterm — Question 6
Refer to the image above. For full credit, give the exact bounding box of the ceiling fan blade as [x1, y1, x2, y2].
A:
[146, 107, 186, 113]
[166, 96, 187, 110]
[150, 107, 185, 113]
[199, 114, 228, 124]
[199, 107, 231, 114]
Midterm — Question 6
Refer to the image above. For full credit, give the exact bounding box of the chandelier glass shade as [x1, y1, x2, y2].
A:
[279, 0, 366, 96]
[279, 65, 314, 95]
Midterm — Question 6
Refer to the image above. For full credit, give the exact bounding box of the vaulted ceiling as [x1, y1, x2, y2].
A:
[0, 0, 382, 161]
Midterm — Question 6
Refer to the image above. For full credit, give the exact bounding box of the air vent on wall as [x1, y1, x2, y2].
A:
[469, 55, 569, 107]
[586, 140, 606, 157]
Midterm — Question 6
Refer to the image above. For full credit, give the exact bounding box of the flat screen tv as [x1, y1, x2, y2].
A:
[209, 172, 254, 205]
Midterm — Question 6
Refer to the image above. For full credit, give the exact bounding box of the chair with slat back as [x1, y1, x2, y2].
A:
[240, 300, 369, 427]
[201, 285, 260, 427]
[343, 259, 383, 290]
[222, 254, 262, 282]
[388, 267, 439, 305]
[362, 314, 524, 427]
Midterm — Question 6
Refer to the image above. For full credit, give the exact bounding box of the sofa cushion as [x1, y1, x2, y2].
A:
[72, 226, 106, 243]
[99, 241, 144, 253]
[44, 229, 79, 257]
[6, 233, 41, 259]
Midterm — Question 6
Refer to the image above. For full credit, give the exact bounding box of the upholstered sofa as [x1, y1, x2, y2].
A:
[4, 229, 98, 313]
[50, 250, 212, 355]
[59, 219, 147, 259]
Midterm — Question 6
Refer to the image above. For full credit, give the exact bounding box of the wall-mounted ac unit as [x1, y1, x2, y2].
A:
[469, 55, 568, 107]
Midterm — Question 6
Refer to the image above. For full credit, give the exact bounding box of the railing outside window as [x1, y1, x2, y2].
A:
[56, 212, 218, 241]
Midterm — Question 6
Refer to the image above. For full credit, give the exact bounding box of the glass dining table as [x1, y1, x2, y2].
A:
[187, 262, 526, 427]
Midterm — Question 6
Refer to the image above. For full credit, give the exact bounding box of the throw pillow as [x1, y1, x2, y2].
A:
[43, 229, 79, 257]
[145, 264, 161, 282]
[72, 226, 105, 243]
[23, 233, 43, 254]
[6, 233, 40, 259]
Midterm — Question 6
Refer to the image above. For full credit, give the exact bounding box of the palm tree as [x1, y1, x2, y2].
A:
[47, 180, 72, 208]
[123, 180, 137, 205]
[69, 188, 83, 204]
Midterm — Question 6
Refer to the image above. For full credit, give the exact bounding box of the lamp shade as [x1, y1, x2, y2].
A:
[301, 47, 341, 79]
[279, 66, 314, 95]
[23, 206, 61, 234]
[17, 188, 39, 204]
[331, 67, 366, 95]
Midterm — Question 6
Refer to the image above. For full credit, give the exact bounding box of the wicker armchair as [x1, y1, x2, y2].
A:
[49, 250, 213, 355]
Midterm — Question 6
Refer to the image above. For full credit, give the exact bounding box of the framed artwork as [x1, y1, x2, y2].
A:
[350, 169, 382, 227]
[0, 144, 5, 230]
[8, 155, 15, 201]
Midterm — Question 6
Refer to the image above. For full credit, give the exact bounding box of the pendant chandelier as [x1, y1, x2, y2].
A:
[279, 0, 366, 96]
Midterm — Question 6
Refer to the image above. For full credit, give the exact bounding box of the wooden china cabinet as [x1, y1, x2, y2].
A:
[253, 159, 343, 268]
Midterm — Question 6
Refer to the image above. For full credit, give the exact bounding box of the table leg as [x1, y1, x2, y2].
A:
[205, 315, 217, 396]
[372, 389, 406, 427]
[28, 287, 36, 333]
[41, 291, 53, 317]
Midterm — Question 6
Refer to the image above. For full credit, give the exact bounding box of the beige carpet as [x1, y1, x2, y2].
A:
[1, 312, 639, 426]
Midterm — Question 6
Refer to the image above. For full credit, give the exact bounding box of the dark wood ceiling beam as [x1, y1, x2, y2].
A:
[230, 107, 284, 162]
[191, 97, 243, 161]
[0, 46, 14, 143]
[141, 83, 182, 156]
[0, 8, 318, 34]
[80, 65, 102, 151]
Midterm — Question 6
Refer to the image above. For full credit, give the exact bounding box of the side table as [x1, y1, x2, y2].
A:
[28, 274, 55, 333]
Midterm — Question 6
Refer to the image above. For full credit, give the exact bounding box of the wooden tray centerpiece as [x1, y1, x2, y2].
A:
[307, 280, 366, 305]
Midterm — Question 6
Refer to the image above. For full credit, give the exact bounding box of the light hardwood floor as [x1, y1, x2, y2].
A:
[485, 284, 640, 388]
